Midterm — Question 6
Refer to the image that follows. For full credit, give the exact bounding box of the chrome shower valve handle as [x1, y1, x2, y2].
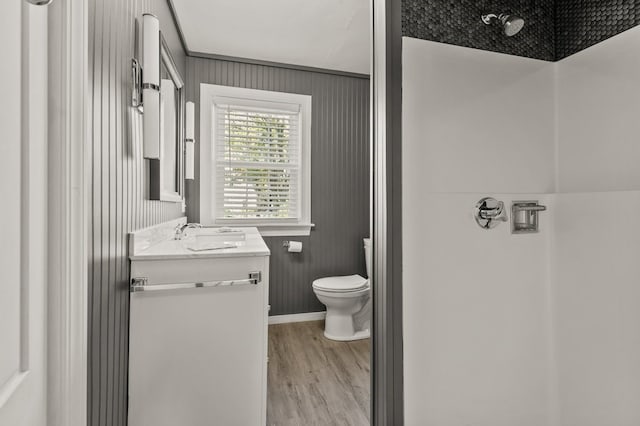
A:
[474, 197, 508, 229]
[479, 202, 506, 219]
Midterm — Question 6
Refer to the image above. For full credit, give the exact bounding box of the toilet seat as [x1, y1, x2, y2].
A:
[312, 275, 368, 293]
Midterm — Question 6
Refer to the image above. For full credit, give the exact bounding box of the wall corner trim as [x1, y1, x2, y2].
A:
[188, 50, 370, 79]
[372, 0, 404, 424]
[47, 0, 89, 424]
[166, 0, 189, 54]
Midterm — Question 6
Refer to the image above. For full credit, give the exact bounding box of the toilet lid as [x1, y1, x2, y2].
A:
[312, 275, 369, 292]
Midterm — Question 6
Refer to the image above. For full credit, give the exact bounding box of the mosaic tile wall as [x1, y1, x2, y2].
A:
[556, 0, 640, 60]
[402, 0, 640, 61]
[402, 0, 556, 60]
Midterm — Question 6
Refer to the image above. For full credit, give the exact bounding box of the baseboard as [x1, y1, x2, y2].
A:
[268, 311, 326, 325]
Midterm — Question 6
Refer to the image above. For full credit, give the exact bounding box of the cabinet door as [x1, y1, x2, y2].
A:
[129, 256, 268, 426]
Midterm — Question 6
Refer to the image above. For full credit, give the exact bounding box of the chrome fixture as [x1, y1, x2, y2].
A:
[130, 272, 262, 292]
[474, 197, 508, 229]
[26, 0, 53, 5]
[512, 201, 547, 234]
[482, 13, 525, 37]
[131, 58, 143, 111]
[174, 223, 202, 240]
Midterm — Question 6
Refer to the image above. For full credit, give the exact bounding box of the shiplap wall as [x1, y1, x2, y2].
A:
[185, 56, 371, 315]
[88, 0, 186, 425]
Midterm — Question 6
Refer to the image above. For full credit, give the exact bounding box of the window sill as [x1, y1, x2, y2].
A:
[257, 223, 314, 237]
[215, 222, 314, 237]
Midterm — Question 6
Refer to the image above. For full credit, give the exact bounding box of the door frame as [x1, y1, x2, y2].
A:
[46, 0, 89, 425]
[371, 0, 404, 424]
[40, 0, 405, 424]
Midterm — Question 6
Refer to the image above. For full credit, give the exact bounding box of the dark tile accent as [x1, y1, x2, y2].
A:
[402, 0, 556, 61]
[402, 0, 640, 61]
[556, 0, 640, 60]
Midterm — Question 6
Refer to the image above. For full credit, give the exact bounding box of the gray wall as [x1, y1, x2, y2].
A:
[88, 1, 186, 425]
[185, 56, 370, 316]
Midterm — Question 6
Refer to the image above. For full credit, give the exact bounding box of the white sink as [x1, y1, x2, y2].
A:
[185, 230, 246, 251]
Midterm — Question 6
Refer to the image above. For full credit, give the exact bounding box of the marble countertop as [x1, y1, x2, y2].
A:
[130, 225, 270, 261]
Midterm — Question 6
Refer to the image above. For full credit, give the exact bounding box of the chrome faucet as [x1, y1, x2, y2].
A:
[174, 223, 202, 240]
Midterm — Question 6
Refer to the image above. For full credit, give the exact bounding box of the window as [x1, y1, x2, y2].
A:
[200, 84, 312, 236]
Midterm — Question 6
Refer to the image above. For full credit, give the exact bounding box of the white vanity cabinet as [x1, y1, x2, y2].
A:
[128, 226, 270, 426]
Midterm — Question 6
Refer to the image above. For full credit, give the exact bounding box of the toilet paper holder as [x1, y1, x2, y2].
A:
[282, 240, 303, 253]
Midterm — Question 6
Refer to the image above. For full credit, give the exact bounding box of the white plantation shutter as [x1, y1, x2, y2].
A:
[214, 103, 301, 220]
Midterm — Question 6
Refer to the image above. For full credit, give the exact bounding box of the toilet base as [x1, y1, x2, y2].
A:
[319, 293, 370, 341]
[324, 328, 370, 342]
[312, 276, 371, 342]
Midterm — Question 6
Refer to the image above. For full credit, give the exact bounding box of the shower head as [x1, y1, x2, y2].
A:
[501, 14, 525, 36]
[482, 13, 525, 37]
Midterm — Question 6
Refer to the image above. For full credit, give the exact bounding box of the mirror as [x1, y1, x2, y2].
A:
[149, 35, 184, 202]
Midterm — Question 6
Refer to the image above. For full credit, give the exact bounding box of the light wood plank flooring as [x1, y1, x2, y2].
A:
[267, 321, 370, 426]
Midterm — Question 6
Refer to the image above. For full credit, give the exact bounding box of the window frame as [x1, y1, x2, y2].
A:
[199, 84, 313, 236]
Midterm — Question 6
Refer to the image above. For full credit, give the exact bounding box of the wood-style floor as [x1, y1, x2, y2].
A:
[267, 321, 370, 426]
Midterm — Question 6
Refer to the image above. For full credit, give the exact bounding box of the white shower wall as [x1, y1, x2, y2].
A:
[553, 25, 640, 426]
[402, 38, 556, 194]
[553, 193, 640, 426]
[403, 27, 640, 426]
[402, 37, 556, 426]
[556, 27, 640, 193]
[404, 193, 554, 426]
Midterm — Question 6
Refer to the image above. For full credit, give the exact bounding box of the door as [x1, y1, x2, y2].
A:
[0, 2, 48, 425]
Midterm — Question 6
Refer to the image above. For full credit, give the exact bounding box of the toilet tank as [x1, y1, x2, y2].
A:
[363, 238, 371, 279]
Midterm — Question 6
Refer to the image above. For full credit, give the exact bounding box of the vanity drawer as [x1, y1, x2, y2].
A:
[128, 255, 269, 426]
[130, 255, 268, 286]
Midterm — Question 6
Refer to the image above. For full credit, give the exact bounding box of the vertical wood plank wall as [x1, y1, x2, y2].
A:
[185, 57, 371, 316]
[88, 1, 185, 425]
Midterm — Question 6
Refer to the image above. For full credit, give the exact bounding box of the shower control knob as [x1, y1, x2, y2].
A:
[474, 197, 508, 229]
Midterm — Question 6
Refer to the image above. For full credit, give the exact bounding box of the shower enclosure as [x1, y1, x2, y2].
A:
[400, 3, 640, 426]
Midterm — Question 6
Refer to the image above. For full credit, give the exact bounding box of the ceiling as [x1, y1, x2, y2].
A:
[171, 0, 370, 75]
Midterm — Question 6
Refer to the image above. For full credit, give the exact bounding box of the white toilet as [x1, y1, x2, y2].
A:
[312, 238, 371, 341]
